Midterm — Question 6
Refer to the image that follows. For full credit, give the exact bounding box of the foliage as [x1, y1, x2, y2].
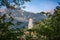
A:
[0, 0, 31, 40]
[0, 0, 60, 40]
[0, 0, 30, 9]
[0, 12, 24, 40]
[31, 4, 60, 40]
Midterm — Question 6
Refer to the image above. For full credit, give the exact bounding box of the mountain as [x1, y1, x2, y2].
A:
[0, 8, 46, 28]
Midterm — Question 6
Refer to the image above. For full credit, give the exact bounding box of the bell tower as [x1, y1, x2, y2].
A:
[28, 15, 33, 29]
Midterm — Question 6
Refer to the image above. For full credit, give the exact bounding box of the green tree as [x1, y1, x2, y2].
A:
[0, 0, 30, 9]
[0, 12, 25, 40]
[50, 4, 60, 40]
[0, 0, 31, 40]
[32, 3, 60, 40]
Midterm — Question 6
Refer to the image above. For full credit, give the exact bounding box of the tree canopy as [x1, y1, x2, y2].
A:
[0, 0, 30, 9]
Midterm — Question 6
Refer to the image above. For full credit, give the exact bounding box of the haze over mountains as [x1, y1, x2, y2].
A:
[0, 8, 47, 28]
[0, 8, 46, 21]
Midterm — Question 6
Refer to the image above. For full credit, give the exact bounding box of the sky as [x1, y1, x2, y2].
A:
[23, 0, 60, 13]
[0, 0, 60, 13]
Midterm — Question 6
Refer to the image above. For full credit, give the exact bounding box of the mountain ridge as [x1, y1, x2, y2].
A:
[0, 8, 46, 28]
